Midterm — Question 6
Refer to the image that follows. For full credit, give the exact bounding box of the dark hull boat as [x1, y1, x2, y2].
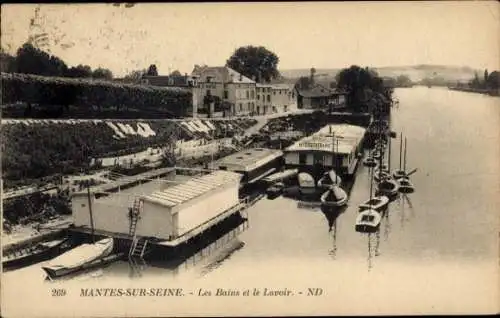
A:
[363, 157, 377, 167]
[317, 170, 342, 189]
[397, 177, 415, 194]
[374, 170, 391, 183]
[355, 209, 382, 233]
[2, 238, 71, 271]
[320, 185, 348, 208]
[392, 169, 407, 180]
[41, 238, 114, 279]
[266, 182, 284, 200]
[359, 196, 389, 212]
[262, 169, 299, 186]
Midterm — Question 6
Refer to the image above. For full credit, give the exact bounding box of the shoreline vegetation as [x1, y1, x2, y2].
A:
[447, 86, 500, 97]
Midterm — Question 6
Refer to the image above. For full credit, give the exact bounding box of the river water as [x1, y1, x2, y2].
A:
[2, 87, 499, 316]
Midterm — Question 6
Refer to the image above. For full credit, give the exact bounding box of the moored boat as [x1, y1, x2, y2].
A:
[262, 169, 299, 185]
[320, 185, 348, 207]
[359, 195, 389, 211]
[376, 178, 400, 198]
[374, 170, 391, 182]
[298, 172, 316, 195]
[355, 209, 382, 233]
[41, 237, 114, 279]
[397, 177, 415, 194]
[2, 238, 71, 270]
[392, 169, 407, 179]
[363, 157, 377, 167]
[317, 170, 342, 188]
[266, 182, 284, 199]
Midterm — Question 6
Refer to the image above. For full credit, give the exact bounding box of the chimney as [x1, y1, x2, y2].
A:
[239, 74, 243, 81]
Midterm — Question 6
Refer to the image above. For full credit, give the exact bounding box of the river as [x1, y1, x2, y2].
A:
[2, 87, 499, 316]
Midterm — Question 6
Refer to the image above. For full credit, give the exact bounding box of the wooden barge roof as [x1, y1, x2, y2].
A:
[284, 124, 366, 155]
[140, 170, 241, 208]
[211, 148, 283, 172]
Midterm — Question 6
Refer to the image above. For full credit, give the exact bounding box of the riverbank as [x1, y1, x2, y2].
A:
[448, 86, 500, 96]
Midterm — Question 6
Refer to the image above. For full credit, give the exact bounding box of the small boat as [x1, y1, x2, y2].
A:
[266, 182, 284, 199]
[359, 195, 389, 211]
[41, 238, 114, 279]
[374, 170, 391, 183]
[2, 238, 71, 270]
[372, 150, 382, 160]
[397, 177, 415, 194]
[363, 157, 377, 167]
[376, 178, 400, 197]
[392, 169, 407, 179]
[317, 170, 342, 188]
[262, 169, 299, 185]
[298, 172, 316, 195]
[320, 185, 348, 207]
[355, 209, 382, 233]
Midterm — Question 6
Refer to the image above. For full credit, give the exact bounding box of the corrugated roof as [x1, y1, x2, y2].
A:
[141, 170, 241, 208]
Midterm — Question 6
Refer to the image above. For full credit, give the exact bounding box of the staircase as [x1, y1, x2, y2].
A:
[128, 198, 148, 260]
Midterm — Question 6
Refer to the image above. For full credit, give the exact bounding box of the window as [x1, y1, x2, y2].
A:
[267, 95, 271, 102]
[273, 91, 276, 95]
[299, 153, 307, 165]
[257, 95, 260, 100]
[251, 90, 255, 99]
[239, 103, 243, 111]
[206, 89, 211, 96]
[246, 90, 249, 99]
[224, 90, 228, 99]
[206, 76, 212, 83]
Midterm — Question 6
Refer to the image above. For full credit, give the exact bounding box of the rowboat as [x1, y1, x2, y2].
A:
[392, 169, 407, 179]
[374, 170, 391, 183]
[41, 238, 114, 279]
[266, 182, 284, 200]
[2, 238, 71, 270]
[359, 195, 389, 212]
[397, 177, 415, 194]
[298, 172, 316, 195]
[317, 170, 342, 189]
[376, 178, 400, 197]
[262, 169, 299, 185]
[372, 150, 382, 160]
[320, 185, 348, 207]
[363, 157, 377, 167]
[355, 209, 382, 233]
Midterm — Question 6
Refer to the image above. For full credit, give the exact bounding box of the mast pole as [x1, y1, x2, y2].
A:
[86, 182, 95, 243]
[399, 132, 403, 170]
[388, 133, 392, 170]
[404, 137, 408, 173]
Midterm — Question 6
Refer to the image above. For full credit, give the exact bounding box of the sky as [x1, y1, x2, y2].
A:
[1, 2, 499, 77]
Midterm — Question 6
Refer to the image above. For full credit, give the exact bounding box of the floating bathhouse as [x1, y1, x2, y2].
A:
[210, 148, 283, 185]
[68, 169, 248, 259]
[283, 124, 366, 177]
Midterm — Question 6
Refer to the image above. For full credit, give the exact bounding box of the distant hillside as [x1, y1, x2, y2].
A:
[279, 65, 481, 83]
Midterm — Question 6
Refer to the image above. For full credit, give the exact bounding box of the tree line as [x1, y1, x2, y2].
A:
[1, 43, 113, 79]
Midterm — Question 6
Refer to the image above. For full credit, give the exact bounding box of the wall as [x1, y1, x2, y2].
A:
[256, 85, 272, 115]
[139, 200, 174, 239]
[173, 182, 240, 237]
[227, 83, 256, 116]
[271, 87, 293, 113]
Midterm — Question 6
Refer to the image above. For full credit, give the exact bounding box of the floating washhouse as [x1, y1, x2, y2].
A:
[210, 148, 283, 186]
[283, 124, 366, 178]
[67, 169, 249, 260]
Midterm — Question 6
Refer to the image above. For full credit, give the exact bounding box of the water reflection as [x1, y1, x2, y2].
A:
[320, 205, 346, 259]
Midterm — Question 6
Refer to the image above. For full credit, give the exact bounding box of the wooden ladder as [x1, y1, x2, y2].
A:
[128, 198, 141, 237]
[129, 237, 148, 259]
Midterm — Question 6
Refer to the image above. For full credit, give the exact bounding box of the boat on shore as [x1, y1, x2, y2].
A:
[2, 238, 71, 270]
[298, 172, 316, 195]
[320, 185, 348, 208]
[317, 170, 342, 189]
[41, 237, 114, 279]
[355, 209, 382, 233]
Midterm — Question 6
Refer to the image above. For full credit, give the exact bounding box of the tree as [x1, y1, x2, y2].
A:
[226, 45, 280, 83]
[484, 69, 489, 83]
[169, 70, 182, 76]
[123, 69, 147, 82]
[65, 64, 92, 78]
[396, 74, 412, 87]
[486, 71, 499, 89]
[0, 50, 17, 73]
[15, 42, 69, 76]
[146, 64, 158, 76]
[92, 67, 113, 80]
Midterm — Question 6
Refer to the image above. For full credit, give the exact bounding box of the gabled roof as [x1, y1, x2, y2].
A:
[143, 75, 193, 87]
[191, 65, 255, 84]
